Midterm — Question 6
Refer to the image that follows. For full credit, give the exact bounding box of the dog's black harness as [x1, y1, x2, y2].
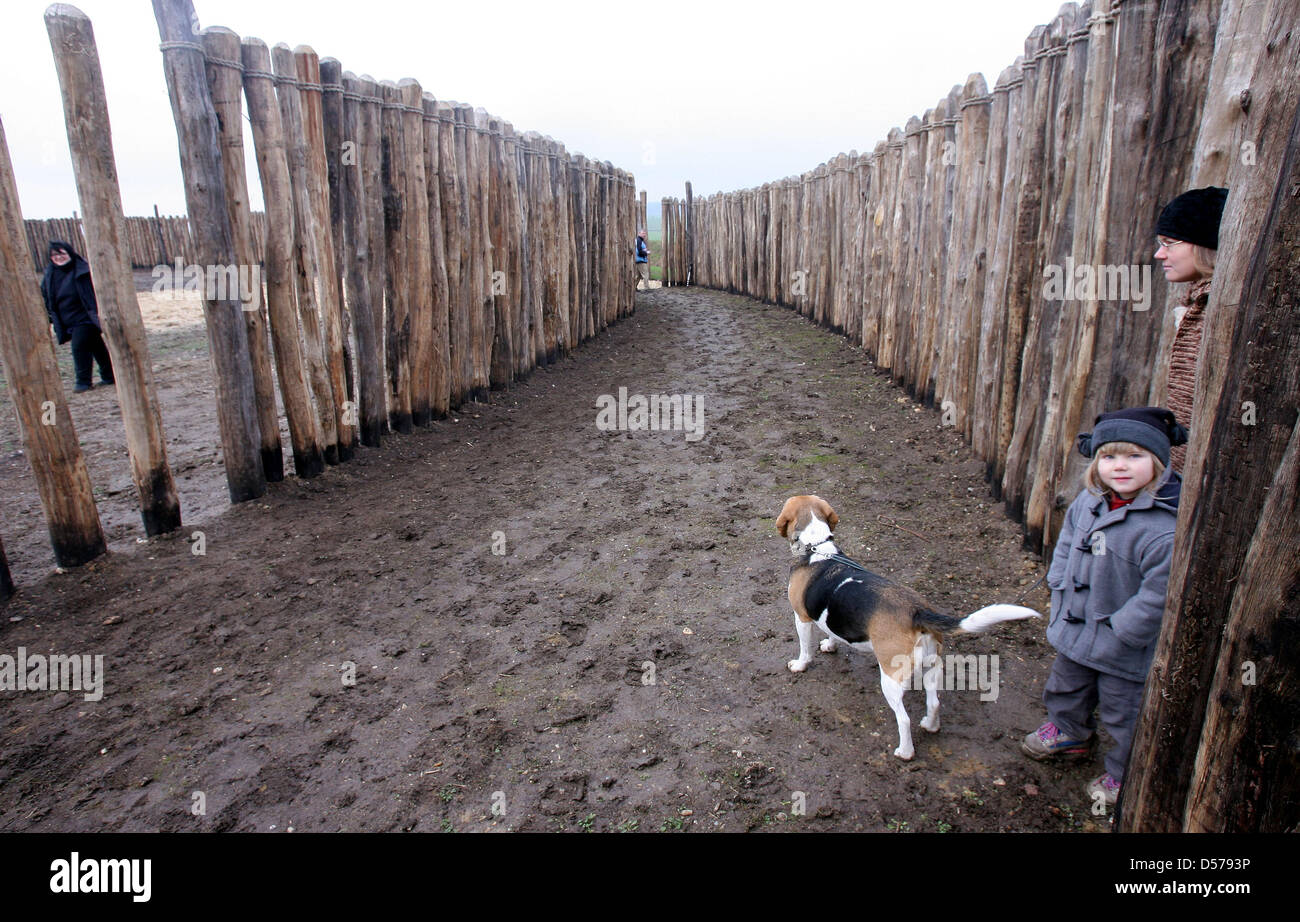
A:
[797, 534, 1047, 603]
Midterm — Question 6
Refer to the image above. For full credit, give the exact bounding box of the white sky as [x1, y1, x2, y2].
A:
[3, 0, 1064, 218]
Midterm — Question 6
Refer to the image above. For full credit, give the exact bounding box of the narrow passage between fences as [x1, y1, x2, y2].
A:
[0, 287, 1093, 834]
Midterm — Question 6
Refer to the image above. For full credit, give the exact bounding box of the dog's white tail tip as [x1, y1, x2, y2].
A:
[960, 604, 1041, 633]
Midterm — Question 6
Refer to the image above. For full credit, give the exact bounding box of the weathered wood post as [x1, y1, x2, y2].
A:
[521, 131, 543, 364]
[380, 80, 412, 432]
[295, 46, 354, 461]
[400, 78, 433, 425]
[502, 124, 528, 371]
[0, 115, 106, 566]
[487, 115, 513, 389]
[359, 76, 390, 437]
[436, 99, 467, 404]
[421, 93, 451, 417]
[319, 58, 357, 432]
[471, 111, 495, 389]
[571, 153, 590, 340]
[152, 0, 265, 503]
[459, 106, 488, 389]
[47, 3, 182, 535]
[1122, 0, 1300, 833]
[240, 36, 325, 478]
[973, 64, 1023, 478]
[551, 139, 573, 356]
[201, 24, 283, 483]
[272, 42, 341, 460]
[340, 72, 386, 446]
[152, 202, 167, 264]
[685, 180, 693, 285]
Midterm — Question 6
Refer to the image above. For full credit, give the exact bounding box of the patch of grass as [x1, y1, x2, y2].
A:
[578, 813, 595, 832]
[438, 786, 457, 803]
[936, 819, 953, 833]
[659, 817, 684, 832]
[616, 818, 638, 833]
[778, 452, 847, 469]
[961, 788, 984, 807]
[885, 817, 909, 832]
[440, 819, 454, 833]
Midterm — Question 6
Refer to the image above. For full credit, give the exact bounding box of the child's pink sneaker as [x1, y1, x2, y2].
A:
[1020, 721, 1094, 762]
[1087, 772, 1121, 807]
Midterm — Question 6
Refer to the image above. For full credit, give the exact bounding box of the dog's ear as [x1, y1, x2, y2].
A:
[815, 497, 839, 531]
[776, 507, 794, 538]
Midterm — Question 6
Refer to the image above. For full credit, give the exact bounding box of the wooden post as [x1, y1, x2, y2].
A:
[271, 42, 341, 460]
[240, 36, 325, 479]
[503, 124, 529, 372]
[487, 115, 513, 389]
[398, 78, 433, 425]
[1122, 0, 1300, 833]
[380, 80, 413, 432]
[359, 77, 392, 437]
[469, 110, 493, 391]
[152, 203, 167, 263]
[294, 46, 353, 461]
[319, 58, 357, 440]
[201, 25, 283, 483]
[421, 93, 451, 417]
[47, 3, 182, 535]
[437, 99, 467, 405]
[550, 138, 573, 357]
[152, 0, 265, 503]
[521, 131, 543, 365]
[0, 115, 106, 567]
[973, 63, 1023, 479]
[340, 72, 387, 446]
[572, 153, 590, 340]
[685, 180, 693, 285]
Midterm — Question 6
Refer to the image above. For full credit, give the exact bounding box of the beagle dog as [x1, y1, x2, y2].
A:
[775, 495, 1039, 760]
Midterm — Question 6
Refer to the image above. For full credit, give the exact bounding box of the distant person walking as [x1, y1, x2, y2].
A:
[41, 240, 113, 393]
[634, 229, 649, 290]
[1155, 186, 1227, 472]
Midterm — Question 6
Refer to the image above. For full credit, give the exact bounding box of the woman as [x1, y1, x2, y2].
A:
[1155, 186, 1227, 472]
[40, 240, 114, 393]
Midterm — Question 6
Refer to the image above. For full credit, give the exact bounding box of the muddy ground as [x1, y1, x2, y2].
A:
[0, 285, 1112, 832]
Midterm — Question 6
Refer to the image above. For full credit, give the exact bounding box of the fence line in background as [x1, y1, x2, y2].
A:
[0, 0, 636, 587]
[672, 0, 1223, 556]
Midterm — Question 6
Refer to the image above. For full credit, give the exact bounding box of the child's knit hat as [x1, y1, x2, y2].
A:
[1076, 407, 1188, 467]
[1155, 187, 1228, 250]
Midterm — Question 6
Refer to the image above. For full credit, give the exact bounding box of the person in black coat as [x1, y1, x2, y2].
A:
[40, 240, 114, 392]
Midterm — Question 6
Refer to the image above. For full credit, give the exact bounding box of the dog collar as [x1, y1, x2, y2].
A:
[793, 535, 838, 557]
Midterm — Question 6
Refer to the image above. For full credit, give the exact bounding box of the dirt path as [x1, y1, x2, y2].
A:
[0, 287, 1109, 832]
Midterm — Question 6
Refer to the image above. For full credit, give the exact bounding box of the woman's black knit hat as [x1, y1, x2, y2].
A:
[1077, 407, 1188, 467]
[1155, 187, 1228, 250]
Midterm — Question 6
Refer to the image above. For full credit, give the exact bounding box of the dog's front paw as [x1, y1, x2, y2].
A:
[787, 658, 810, 673]
[893, 744, 915, 760]
[920, 715, 940, 733]
[819, 638, 836, 654]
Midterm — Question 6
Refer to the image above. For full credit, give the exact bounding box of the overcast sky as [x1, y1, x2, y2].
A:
[4, 0, 1064, 218]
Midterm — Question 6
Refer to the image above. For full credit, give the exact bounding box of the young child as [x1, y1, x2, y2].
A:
[1021, 407, 1187, 807]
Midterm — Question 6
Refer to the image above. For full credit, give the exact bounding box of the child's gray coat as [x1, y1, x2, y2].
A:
[1046, 470, 1182, 682]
